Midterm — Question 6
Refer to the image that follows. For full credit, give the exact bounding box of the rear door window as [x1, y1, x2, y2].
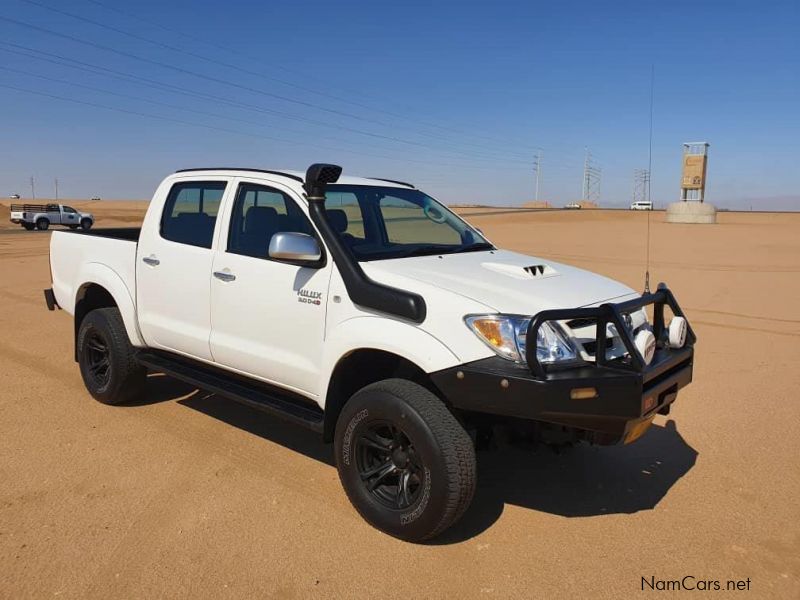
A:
[161, 181, 226, 248]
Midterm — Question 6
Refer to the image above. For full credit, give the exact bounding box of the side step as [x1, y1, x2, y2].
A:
[137, 351, 324, 433]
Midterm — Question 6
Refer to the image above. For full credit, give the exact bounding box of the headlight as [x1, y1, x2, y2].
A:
[464, 314, 577, 365]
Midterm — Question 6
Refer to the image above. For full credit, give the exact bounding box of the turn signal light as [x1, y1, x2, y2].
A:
[570, 387, 598, 400]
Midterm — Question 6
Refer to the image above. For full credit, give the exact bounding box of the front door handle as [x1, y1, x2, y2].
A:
[142, 255, 160, 266]
[213, 270, 236, 282]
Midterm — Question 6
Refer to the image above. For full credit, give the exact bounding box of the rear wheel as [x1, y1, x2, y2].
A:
[80, 218, 92, 231]
[36, 218, 49, 231]
[334, 379, 476, 542]
[77, 307, 146, 405]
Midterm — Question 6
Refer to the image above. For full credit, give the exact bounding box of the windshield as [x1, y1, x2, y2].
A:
[324, 185, 493, 261]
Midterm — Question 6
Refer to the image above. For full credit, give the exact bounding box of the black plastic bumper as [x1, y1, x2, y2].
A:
[431, 347, 692, 444]
[431, 284, 696, 445]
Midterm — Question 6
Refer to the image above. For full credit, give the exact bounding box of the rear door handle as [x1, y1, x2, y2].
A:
[213, 270, 236, 282]
[142, 255, 160, 266]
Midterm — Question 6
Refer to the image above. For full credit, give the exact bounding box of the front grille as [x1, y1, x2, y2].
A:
[582, 338, 615, 357]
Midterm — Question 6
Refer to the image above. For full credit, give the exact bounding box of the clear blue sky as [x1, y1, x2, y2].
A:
[1, 0, 798, 208]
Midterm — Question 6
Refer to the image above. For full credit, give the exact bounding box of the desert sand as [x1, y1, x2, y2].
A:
[1, 206, 798, 598]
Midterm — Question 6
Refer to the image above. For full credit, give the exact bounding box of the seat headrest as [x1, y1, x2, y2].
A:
[245, 206, 278, 234]
[327, 209, 348, 233]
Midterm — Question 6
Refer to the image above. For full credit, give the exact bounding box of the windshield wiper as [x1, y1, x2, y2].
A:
[450, 242, 495, 254]
[397, 245, 453, 258]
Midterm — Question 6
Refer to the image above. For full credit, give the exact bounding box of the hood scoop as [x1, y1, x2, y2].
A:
[481, 261, 559, 280]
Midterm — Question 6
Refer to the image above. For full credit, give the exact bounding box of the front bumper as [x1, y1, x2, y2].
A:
[431, 284, 696, 445]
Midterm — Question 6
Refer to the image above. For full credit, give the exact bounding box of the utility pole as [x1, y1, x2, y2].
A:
[581, 148, 602, 204]
[532, 151, 542, 204]
[54, 178, 59, 201]
[633, 169, 651, 205]
[30, 176, 35, 200]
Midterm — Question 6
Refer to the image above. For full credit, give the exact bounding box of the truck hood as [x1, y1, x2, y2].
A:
[362, 249, 638, 314]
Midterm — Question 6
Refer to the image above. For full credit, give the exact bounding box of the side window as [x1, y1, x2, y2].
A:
[227, 183, 313, 259]
[379, 195, 462, 244]
[325, 191, 366, 241]
[161, 181, 226, 248]
[63, 206, 77, 214]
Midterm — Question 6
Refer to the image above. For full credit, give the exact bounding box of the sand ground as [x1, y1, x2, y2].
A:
[1, 206, 798, 599]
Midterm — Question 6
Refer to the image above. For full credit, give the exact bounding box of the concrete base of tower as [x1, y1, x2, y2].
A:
[666, 201, 717, 224]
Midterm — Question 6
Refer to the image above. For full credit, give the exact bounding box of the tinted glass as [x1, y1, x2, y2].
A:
[228, 183, 313, 259]
[63, 206, 77, 214]
[324, 185, 490, 261]
[161, 181, 226, 248]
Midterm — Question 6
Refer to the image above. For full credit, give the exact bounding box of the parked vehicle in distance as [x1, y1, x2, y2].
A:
[10, 193, 20, 199]
[44, 164, 695, 541]
[10, 203, 94, 231]
[631, 200, 653, 210]
[90, 196, 101, 201]
[564, 202, 582, 209]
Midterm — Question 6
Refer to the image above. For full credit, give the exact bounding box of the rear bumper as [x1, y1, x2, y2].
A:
[431, 347, 693, 444]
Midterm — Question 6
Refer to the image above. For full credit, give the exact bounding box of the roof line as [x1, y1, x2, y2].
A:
[368, 177, 415, 188]
[174, 168, 304, 183]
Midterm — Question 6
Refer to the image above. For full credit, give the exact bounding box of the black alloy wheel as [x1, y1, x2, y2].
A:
[356, 421, 423, 510]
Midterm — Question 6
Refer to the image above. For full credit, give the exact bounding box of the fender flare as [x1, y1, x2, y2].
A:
[318, 316, 460, 407]
[75, 262, 145, 347]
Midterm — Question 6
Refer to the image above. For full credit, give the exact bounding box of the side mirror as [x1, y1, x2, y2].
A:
[269, 232, 322, 265]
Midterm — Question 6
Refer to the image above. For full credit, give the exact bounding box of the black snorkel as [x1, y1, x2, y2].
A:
[304, 163, 426, 324]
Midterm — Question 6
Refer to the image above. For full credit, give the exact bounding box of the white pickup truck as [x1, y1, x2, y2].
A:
[45, 164, 695, 541]
[10, 203, 94, 231]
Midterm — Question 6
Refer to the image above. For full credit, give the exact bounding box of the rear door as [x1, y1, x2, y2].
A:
[136, 178, 231, 361]
[209, 178, 332, 395]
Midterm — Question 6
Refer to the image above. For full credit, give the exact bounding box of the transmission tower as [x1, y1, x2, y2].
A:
[632, 169, 651, 204]
[582, 149, 601, 204]
[532, 151, 542, 203]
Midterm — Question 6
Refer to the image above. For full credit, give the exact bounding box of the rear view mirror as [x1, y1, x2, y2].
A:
[269, 232, 322, 265]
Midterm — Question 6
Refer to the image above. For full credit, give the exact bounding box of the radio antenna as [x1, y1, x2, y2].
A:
[644, 64, 655, 294]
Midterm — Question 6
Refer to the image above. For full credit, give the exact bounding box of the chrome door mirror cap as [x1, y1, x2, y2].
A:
[269, 232, 322, 263]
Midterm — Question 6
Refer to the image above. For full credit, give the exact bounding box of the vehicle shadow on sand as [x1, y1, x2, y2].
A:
[435, 420, 698, 544]
[140, 375, 697, 544]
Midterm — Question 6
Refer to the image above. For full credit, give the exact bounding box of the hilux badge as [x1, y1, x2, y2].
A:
[298, 288, 322, 305]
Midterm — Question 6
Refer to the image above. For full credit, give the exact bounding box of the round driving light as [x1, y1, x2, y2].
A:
[668, 316, 687, 348]
[634, 330, 657, 365]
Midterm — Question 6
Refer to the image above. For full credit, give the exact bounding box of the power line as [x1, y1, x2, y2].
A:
[0, 64, 532, 170]
[0, 42, 534, 167]
[0, 83, 533, 172]
[76, 0, 547, 153]
[3, 8, 540, 163]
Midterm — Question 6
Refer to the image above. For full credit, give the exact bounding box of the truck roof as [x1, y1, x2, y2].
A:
[173, 168, 415, 189]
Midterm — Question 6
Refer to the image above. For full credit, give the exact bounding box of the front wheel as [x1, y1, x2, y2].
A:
[334, 379, 476, 542]
[80, 218, 92, 230]
[77, 307, 146, 405]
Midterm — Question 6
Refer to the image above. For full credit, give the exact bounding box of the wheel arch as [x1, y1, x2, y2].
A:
[322, 348, 448, 442]
[73, 264, 144, 360]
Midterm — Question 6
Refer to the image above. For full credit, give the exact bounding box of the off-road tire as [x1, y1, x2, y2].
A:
[80, 218, 92, 231]
[334, 378, 476, 542]
[77, 307, 146, 405]
[36, 218, 49, 231]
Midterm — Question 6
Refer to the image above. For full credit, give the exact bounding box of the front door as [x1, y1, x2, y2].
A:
[209, 179, 331, 396]
[136, 179, 230, 361]
[61, 206, 80, 226]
